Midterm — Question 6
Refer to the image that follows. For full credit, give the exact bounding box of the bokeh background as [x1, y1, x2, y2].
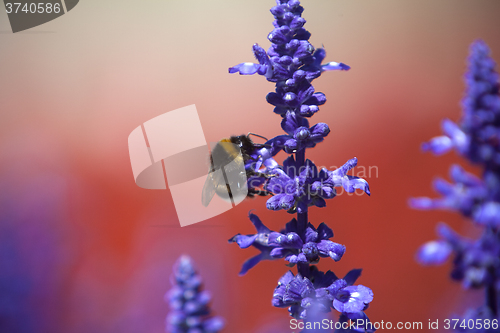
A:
[1, 0, 500, 332]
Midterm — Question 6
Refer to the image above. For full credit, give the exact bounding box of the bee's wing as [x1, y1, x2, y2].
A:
[202, 170, 227, 207]
[202, 173, 216, 207]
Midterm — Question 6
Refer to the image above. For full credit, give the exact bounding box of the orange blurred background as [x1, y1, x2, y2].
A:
[1, 0, 500, 332]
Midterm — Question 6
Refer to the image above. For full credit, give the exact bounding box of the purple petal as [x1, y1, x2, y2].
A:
[266, 169, 291, 194]
[442, 118, 468, 151]
[229, 62, 262, 75]
[343, 176, 371, 195]
[269, 232, 304, 249]
[304, 70, 321, 81]
[343, 269, 362, 286]
[203, 317, 225, 332]
[320, 186, 336, 199]
[293, 40, 314, 60]
[294, 127, 310, 141]
[283, 92, 299, 107]
[239, 253, 264, 275]
[302, 159, 318, 178]
[270, 247, 289, 258]
[279, 270, 295, 285]
[249, 213, 271, 234]
[434, 177, 455, 196]
[322, 61, 350, 71]
[252, 43, 270, 65]
[299, 104, 319, 117]
[283, 155, 298, 177]
[290, 16, 306, 30]
[266, 135, 289, 156]
[417, 240, 452, 265]
[449, 164, 483, 186]
[304, 226, 319, 243]
[422, 135, 453, 155]
[310, 122, 330, 140]
[327, 279, 347, 296]
[285, 254, 300, 264]
[304, 92, 326, 106]
[333, 285, 373, 314]
[312, 196, 326, 207]
[270, 5, 286, 18]
[229, 234, 258, 249]
[285, 218, 299, 234]
[267, 92, 285, 106]
[266, 195, 283, 210]
[272, 62, 290, 80]
[287, 275, 315, 300]
[284, 139, 298, 153]
[408, 197, 434, 210]
[473, 201, 500, 227]
[331, 158, 358, 177]
[281, 111, 309, 134]
[436, 222, 463, 246]
[316, 223, 334, 240]
[296, 81, 315, 104]
[292, 69, 306, 80]
[317, 240, 345, 261]
[279, 194, 296, 210]
[312, 48, 326, 67]
[294, 27, 311, 40]
[268, 27, 288, 44]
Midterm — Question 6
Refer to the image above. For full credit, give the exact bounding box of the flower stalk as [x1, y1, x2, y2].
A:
[228, 1, 374, 330]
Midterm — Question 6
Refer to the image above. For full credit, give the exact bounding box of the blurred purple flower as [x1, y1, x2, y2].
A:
[166, 255, 224, 333]
[411, 40, 500, 326]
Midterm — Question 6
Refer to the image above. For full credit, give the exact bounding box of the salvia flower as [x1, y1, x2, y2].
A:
[228, 213, 277, 275]
[265, 157, 332, 212]
[272, 267, 373, 320]
[229, 213, 346, 272]
[228, 0, 375, 330]
[166, 255, 224, 333]
[269, 220, 346, 265]
[411, 40, 500, 329]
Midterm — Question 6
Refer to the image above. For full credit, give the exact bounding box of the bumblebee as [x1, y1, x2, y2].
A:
[202, 134, 271, 207]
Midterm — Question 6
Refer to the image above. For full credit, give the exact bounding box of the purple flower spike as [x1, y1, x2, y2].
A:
[166, 256, 224, 333]
[411, 40, 500, 325]
[229, 0, 375, 326]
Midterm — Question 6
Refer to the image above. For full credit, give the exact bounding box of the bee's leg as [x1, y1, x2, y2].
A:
[248, 187, 272, 197]
[248, 170, 272, 179]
